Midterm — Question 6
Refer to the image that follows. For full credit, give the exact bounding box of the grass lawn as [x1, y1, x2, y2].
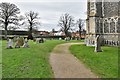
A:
[0, 40, 2, 78]
[70, 44, 118, 78]
[2, 39, 82, 78]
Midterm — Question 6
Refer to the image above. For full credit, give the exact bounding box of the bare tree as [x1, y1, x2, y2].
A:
[58, 13, 74, 37]
[24, 11, 40, 35]
[76, 18, 85, 39]
[0, 2, 20, 39]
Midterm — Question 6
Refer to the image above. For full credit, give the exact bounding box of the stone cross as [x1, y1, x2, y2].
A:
[94, 35, 102, 52]
[7, 39, 13, 49]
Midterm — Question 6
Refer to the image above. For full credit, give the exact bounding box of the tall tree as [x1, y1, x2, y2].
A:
[0, 2, 20, 39]
[24, 11, 40, 35]
[58, 13, 74, 37]
[76, 18, 85, 39]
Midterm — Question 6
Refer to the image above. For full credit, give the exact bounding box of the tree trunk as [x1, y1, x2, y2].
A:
[65, 31, 69, 37]
[28, 24, 33, 40]
[29, 24, 32, 35]
[4, 23, 8, 39]
[79, 25, 81, 40]
[79, 30, 81, 40]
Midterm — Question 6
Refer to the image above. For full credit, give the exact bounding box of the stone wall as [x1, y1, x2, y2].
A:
[96, 2, 102, 17]
[86, 1, 120, 46]
[102, 34, 119, 46]
[103, 2, 119, 18]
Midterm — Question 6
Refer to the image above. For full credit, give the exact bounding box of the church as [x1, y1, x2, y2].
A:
[86, 0, 120, 46]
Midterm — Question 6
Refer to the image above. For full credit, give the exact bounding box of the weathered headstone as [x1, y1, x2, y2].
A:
[15, 37, 20, 48]
[65, 37, 70, 41]
[59, 38, 62, 40]
[40, 38, 44, 43]
[36, 38, 44, 43]
[19, 37, 24, 46]
[36, 38, 39, 43]
[6, 39, 13, 49]
[94, 35, 102, 52]
[13, 36, 17, 42]
[23, 38, 29, 48]
[33, 38, 36, 42]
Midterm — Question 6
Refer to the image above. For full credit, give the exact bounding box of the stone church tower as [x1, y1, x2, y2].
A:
[86, 0, 120, 46]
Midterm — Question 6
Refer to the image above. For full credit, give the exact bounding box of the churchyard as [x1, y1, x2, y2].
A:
[1, 37, 118, 78]
[0, 1, 119, 79]
[2, 39, 83, 78]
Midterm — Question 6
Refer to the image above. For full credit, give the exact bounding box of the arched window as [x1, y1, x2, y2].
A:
[100, 22, 103, 33]
[117, 18, 120, 33]
[99, 19, 103, 33]
[110, 19, 115, 33]
[96, 19, 99, 33]
[104, 20, 109, 33]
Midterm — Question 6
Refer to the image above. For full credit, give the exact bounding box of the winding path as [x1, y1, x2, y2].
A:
[49, 42, 98, 78]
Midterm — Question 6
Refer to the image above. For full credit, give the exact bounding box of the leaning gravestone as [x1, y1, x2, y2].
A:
[94, 35, 102, 52]
[6, 39, 13, 49]
[23, 38, 29, 48]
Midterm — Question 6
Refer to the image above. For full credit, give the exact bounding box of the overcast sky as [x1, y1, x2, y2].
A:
[0, 0, 87, 31]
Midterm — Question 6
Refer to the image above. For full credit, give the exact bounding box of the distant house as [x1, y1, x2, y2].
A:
[71, 30, 86, 39]
[36, 31, 50, 36]
[50, 30, 65, 36]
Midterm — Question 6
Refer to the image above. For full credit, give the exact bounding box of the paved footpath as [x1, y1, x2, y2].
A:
[49, 42, 98, 78]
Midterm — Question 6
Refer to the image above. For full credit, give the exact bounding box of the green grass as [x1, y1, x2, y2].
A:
[70, 44, 118, 78]
[2, 40, 67, 78]
[0, 40, 2, 78]
[2, 39, 82, 78]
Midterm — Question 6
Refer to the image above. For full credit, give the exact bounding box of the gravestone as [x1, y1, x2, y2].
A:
[40, 38, 44, 43]
[36, 38, 44, 43]
[13, 36, 18, 42]
[19, 37, 24, 46]
[15, 37, 20, 48]
[36, 38, 40, 43]
[23, 38, 29, 48]
[59, 38, 62, 40]
[6, 39, 13, 49]
[65, 37, 70, 41]
[94, 35, 102, 52]
[33, 38, 36, 42]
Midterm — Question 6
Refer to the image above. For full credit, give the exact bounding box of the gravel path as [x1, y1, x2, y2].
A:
[49, 42, 98, 78]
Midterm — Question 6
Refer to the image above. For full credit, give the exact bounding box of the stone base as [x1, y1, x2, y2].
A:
[7, 46, 13, 49]
[15, 45, 20, 48]
[94, 50, 103, 52]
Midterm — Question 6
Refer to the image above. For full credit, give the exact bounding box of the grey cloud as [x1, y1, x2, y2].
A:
[14, 2, 87, 31]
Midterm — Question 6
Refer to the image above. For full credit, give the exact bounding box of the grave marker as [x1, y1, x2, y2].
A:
[94, 35, 102, 52]
[6, 39, 13, 49]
